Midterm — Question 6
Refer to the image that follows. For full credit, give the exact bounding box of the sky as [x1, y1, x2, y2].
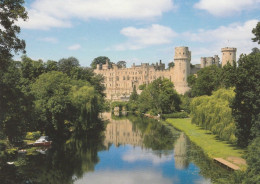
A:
[16, 0, 260, 67]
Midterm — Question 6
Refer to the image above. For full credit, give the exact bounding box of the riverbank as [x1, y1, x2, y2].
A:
[166, 118, 246, 169]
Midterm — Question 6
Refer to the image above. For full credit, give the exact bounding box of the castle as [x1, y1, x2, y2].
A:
[94, 47, 236, 101]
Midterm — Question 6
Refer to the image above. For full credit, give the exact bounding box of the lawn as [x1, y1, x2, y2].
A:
[166, 118, 245, 163]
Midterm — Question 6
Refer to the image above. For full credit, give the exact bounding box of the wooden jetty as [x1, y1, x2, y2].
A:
[213, 158, 240, 171]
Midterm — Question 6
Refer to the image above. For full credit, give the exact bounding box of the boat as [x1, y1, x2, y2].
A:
[33, 136, 52, 146]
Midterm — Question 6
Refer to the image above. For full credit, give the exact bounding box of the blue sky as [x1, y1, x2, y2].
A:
[16, 0, 260, 67]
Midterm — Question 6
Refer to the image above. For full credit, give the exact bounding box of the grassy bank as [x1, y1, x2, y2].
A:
[166, 118, 246, 167]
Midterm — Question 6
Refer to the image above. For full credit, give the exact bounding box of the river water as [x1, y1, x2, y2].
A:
[0, 113, 231, 184]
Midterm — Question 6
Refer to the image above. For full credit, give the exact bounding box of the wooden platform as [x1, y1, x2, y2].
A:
[214, 158, 240, 171]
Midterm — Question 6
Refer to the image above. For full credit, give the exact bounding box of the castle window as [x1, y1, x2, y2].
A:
[230, 53, 231, 55]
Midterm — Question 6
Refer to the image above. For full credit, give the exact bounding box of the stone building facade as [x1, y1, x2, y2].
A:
[94, 46, 237, 101]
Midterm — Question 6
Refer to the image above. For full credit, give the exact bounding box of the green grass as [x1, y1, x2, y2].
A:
[166, 118, 245, 160]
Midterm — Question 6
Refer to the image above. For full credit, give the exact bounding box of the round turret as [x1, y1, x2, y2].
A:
[221, 47, 237, 67]
[173, 46, 191, 94]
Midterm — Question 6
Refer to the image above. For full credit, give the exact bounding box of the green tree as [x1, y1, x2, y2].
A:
[20, 55, 45, 81]
[91, 56, 112, 69]
[190, 65, 221, 97]
[0, 61, 33, 142]
[168, 62, 175, 69]
[252, 22, 260, 44]
[58, 57, 80, 76]
[190, 88, 237, 143]
[0, 0, 28, 65]
[129, 85, 138, 101]
[117, 60, 126, 68]
[250, 47, 260, 55]
[31, 71, 74, 136]
[243, 137, 260, 184]
[45, 60, 58, 72]
[138, 78, 181, 114]
[220, 62, 237, 88]
[231, 53, 260, 147]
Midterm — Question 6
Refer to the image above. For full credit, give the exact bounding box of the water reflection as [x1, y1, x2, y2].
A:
[174, 132, 189, 170]
[103, 113, 143, 147]
[0, 114, 235, 184]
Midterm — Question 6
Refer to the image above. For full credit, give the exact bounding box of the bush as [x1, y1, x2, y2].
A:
[161, 112, 189, 119]
[25, 131, 41, 140]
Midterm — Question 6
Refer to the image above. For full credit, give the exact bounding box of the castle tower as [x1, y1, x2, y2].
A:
[173, 47, 191, 94]
[221, 47, 237, 67]
[200, 57, 206, 68]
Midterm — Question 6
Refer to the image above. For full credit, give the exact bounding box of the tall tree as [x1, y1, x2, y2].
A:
[231, 53, 260, 147]
[0, 0, 28, 65]
[252, 22, 260, 44]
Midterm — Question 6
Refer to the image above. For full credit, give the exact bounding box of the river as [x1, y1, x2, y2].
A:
[0, 113, 232, 184]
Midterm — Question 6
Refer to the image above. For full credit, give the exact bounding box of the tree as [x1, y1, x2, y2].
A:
[30, 71, 74, 136]
[252, 22, 260, 44]
[91, 56, 112, 69]
[117, 61, 126, 68]
[189, 65, 221, 97]
[138, 78, 181, 114]
[20, 55, 45, 81]
[129, 85, 138, 101]
[219, 62, 237, 88]
[243, 137, 260, 184]
[231, 53, 260, 147]
[168, 62, 175, 69]
[0, 60, 33, 142]
[251, 47, 260, 55]
[0, 0, 28, 65]
[58, 57, 80, 76]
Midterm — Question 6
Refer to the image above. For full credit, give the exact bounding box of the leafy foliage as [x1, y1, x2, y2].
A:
[0, 0, 28, 64]
[91, 56, 112, 69]
[116, 60, 126, 68]
[188, 65, 221, 97]
[231, 53, 260, 147]
[252, 22, 260, 44]
[137, 78, 181, 114]
[243, 137, 260, 184]
[190, 88, 237, 143]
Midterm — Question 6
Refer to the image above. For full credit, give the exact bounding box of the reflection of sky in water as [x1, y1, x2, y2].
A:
[75, 144, 211, 184]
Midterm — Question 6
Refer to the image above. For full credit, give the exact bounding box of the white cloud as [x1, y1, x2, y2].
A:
[19, 0, 175, 30]
[194, 0, 260, 16]
[122, 147, 173, 165]
[114, 24, 177, 50]
[183, 19, 259, 62]
[68, 44, 81, 50]
[18, 10, 71, 30]
[74, 170, 173, 184]
[39, 37, 58, 44]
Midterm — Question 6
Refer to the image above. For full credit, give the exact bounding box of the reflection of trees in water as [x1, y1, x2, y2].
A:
[186, 138, 235, 183]
[174, 132, 189, 170]
[128, 115, 178, 151]
[0, 122, 105, 184]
